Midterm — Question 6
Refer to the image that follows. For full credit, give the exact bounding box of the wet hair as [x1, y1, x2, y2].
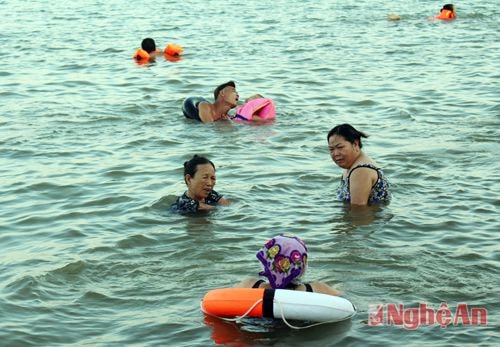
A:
[442, 4, 454, 12]
[141, 38, 156, 53]
[183, 155, 215, 184]
[213, 81, 236, 100]
[327, 123, 368, 148]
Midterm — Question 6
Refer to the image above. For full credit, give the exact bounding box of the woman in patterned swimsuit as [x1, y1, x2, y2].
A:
[171, 155, 230, 214]
[327, 124, 390, 205]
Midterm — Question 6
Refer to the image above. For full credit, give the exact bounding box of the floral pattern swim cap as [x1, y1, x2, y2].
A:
[256, 234, 308, 289]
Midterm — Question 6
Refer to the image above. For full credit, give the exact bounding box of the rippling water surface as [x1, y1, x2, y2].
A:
[1, 0, 499, 346]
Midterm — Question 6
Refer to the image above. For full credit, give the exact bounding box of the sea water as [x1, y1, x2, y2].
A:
[0, 0, 498, 346]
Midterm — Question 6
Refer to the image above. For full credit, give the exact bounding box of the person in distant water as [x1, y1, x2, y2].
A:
[327, 124, 390, 206]
[171, 155, 230, 214]
[133, 38, 161, 62]
[387, 14, 401, 21]
[435, 4, 456, 20]
[141, 38, 160, 56]
[236, 234, 341, 296]
[389, 4, 456, 22]
[182, 81, 239, 123]
[233, 93, 276, 123]
[133, 38, 184, 63]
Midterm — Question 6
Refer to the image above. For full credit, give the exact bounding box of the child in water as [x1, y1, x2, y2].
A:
[387, 4, 456, 21]
[236, 234, 341, 296]
[233, 94, 276, 123]
[133, 38, 161, 62]
[171, 155, 230, 214]
[133, 38, 183, 63]
[435, 4, 456, 20]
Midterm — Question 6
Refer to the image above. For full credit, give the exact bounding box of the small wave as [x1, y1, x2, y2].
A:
[151, 195, 178, 210]
[4, 275, 38, 299]
[116, 234, 158, 249]
[53, 260, 87, 275]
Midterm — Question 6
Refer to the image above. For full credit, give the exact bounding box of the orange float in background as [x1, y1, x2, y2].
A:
[133, 48, 162, 65]
[435, 9, 456, 20]
[133, 48, 150, 62]
[164, 43, 184, 56]
[164, 53, 182, 63]
[133, 43, 183, 65]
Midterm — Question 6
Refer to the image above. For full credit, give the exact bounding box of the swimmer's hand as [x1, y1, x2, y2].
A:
[218, 197, 231, 206]
[198, 202, 216, 210]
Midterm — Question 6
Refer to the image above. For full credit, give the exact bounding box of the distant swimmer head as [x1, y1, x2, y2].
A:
[256, 234, 308, 289]
[387, 14, 401, 21]
[141, 38, 157, 53]
[442, 4, 455, 12]
[436, 4, 456, 20]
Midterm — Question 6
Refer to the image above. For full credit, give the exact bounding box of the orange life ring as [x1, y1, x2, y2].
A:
[202, 288, 266, 318]
[201, 288, 356, 323]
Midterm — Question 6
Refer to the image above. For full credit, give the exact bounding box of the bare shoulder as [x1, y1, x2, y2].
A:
[350, 167, 378, 184]
[198, 100, 210, 109]
[350, 165, 378, 178]
[198, 102, 213, 122]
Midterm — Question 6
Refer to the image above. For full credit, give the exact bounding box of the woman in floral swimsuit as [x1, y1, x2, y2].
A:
[171, 155, 230, 214]
[327, 124, 390, 205]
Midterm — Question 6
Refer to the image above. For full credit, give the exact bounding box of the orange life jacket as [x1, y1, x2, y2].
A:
[436, 9, 455, 20]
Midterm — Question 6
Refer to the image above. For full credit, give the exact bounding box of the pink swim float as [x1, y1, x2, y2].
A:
[233, 98, 276, 122]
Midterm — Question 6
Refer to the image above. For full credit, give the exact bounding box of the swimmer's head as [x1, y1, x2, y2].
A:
[183, 155, 215, 184]
[442, 4, 455, 12]
[327, 123, 368, 149]
[256, 234, 308, 289]
[141, 38, 156, 53]
[214, 81, 236, 100]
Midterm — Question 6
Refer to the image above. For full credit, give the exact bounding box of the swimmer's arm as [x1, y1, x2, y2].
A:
[348, 168, 377, 206]
[218, 197, 231, 206]
[310, 281, 342, 296]
[234, 277, 259, 288]
[198, 202, 216, 210]
[198, 197, 230, 209]
[149, 51, 160, 59]
[198, 102, 214, 123]
[251, 115, 265, 122]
